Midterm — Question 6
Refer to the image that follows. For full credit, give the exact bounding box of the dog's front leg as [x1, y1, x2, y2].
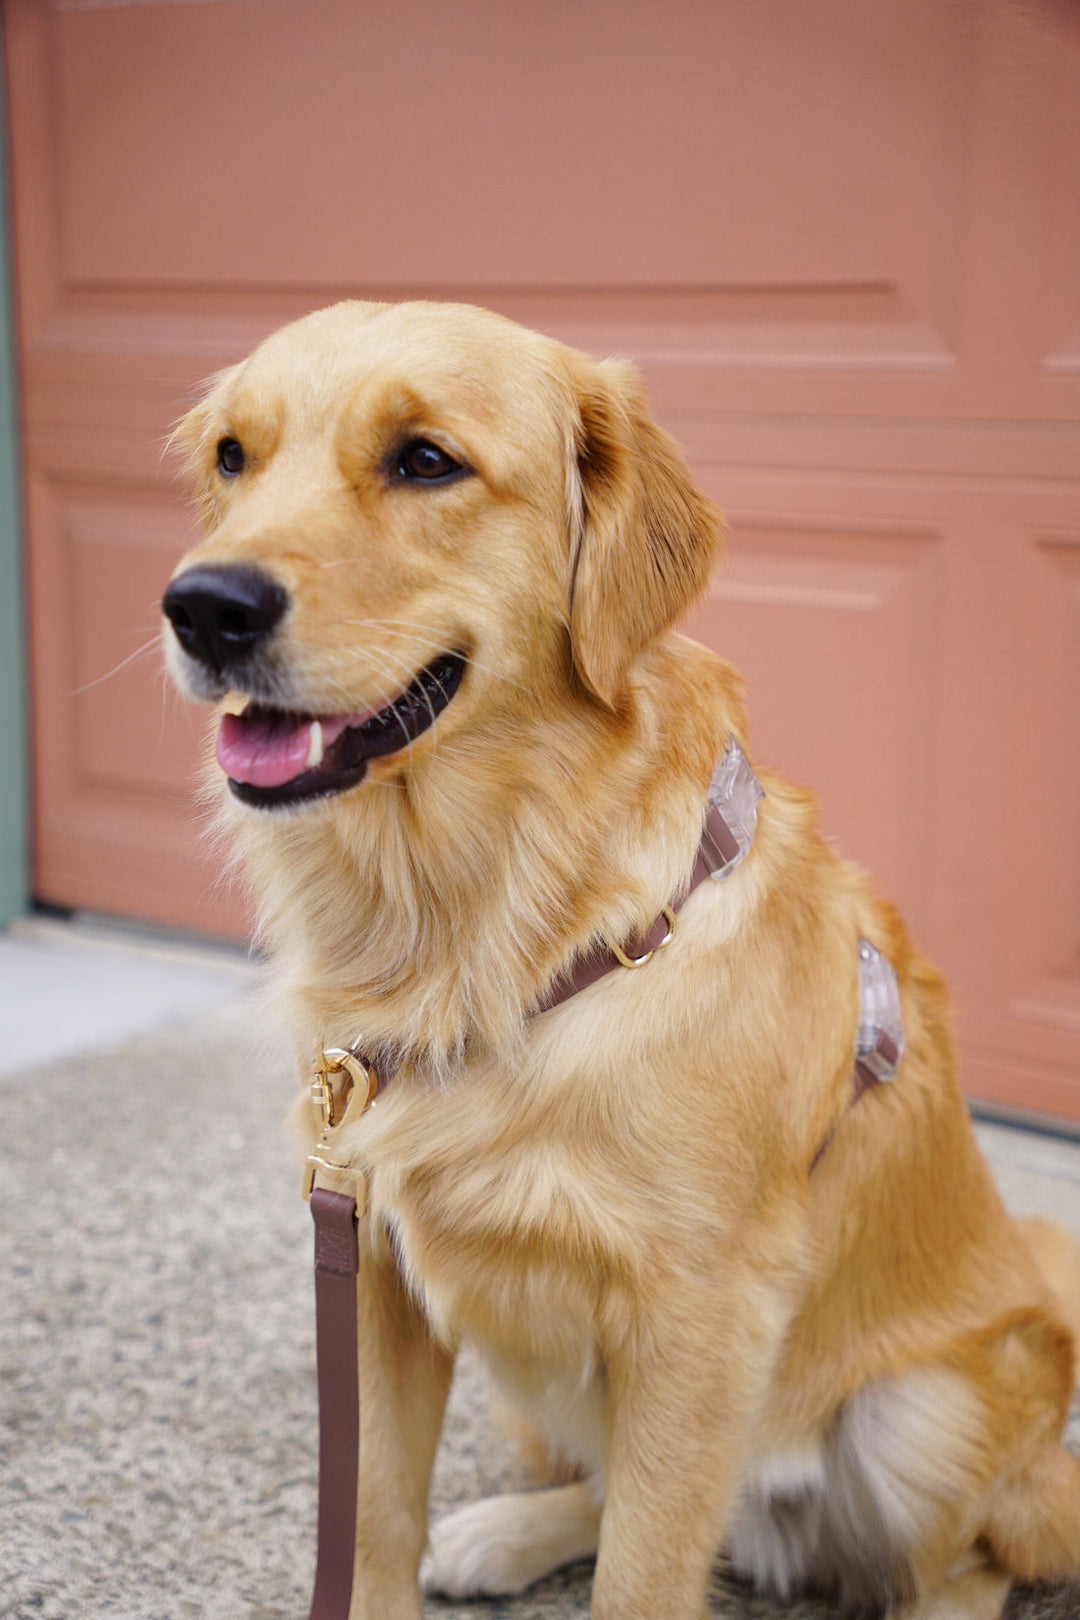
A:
[348, 1221, 454, 1620]
[591, 1275, 780, 1620]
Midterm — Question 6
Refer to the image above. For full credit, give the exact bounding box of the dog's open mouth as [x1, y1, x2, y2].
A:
[217, 651, 466, 808]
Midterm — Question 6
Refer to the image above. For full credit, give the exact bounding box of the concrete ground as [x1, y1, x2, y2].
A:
[2, 914, 1080, 1620]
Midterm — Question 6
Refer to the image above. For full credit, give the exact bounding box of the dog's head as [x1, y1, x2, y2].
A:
[162, 300, 722, 810]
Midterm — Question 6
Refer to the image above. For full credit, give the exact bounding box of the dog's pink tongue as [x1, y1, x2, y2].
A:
[216, 709, 352, 788]
[217, 709, 314, 787]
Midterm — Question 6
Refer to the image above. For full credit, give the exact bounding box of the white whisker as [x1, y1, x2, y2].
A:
[362, 646, 436, 770]
[341, 619, 540, 702]
[74, 636, 162, 696]
[315, 663, 414, 788]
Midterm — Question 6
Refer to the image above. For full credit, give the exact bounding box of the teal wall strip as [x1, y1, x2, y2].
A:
[0, 25, 28, 927]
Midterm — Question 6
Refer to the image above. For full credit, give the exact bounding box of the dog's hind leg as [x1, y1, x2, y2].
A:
[894, 1556, 1011, 1620]
[982, 1437, 1080, 1582]
[419, 1479, 602, 1597]
[1016, 1216, 1080, 1347]
[975, 1309, 1080, 1584]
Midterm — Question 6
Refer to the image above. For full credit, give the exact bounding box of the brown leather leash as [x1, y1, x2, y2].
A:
[300, 740, 903, 1620]
[307, 1188, 362, 1620]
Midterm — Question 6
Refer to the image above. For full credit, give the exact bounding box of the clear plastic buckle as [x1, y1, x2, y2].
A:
[856, 940, 904, 1082]
[704, 738, 765, 879]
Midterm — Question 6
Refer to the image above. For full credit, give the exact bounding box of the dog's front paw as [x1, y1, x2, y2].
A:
[421, 1485, 600, 1598]
[421, 1496, 536, 1597]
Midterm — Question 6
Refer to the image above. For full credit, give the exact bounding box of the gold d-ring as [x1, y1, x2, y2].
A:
[608, 905, 678, 970]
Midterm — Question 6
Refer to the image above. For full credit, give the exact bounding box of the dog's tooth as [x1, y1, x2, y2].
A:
[305, 720, 324, 770]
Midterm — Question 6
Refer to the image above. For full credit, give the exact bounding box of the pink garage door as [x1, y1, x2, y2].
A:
[5, 0, 1080, 1118]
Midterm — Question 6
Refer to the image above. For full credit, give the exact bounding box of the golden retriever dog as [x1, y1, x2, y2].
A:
[162, 300, 1080, 1620]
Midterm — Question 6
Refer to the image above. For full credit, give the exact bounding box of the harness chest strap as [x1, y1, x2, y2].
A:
[301, 737, 904, 1620]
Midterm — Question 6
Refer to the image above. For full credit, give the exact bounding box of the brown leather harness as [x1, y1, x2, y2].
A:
[300, 743, 902, 1619]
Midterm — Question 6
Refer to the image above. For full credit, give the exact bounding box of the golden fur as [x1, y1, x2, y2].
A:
[163, 300, 1080, 1620]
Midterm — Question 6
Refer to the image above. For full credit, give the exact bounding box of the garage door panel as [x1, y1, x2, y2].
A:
[926, 514, 1080, 1111]
[1042, 64, 1080, 371]
[31, 479, 201, 793]
[989, 535, 1080, 1076]
[1025, 538, 1080, 974]
[50, 0, 967, 372]
[24, 471, 240, 931]
[684, 518, 941, 941]
[70, 498, 203, 799]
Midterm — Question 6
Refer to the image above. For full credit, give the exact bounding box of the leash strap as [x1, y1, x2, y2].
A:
[307, 1189, 361, 1620]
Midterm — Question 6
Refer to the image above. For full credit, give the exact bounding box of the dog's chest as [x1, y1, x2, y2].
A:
[370, 1129, 609, 1363]
[370, 1134, 614, 1476]
[355, 1053, 648, 1383]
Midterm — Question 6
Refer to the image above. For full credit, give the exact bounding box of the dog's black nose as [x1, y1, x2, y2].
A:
[162, 564, 288, 674]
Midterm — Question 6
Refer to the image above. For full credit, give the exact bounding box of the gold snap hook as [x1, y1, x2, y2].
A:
[309, 1045, 378, 1127]
[303, 1044, 379, 1203]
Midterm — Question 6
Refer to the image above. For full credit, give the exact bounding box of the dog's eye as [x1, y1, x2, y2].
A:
[216, 437, 245, 478]
[393, 439, 463, 484]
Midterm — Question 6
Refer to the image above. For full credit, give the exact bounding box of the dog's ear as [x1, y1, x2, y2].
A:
[565, 357, 723, 707]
